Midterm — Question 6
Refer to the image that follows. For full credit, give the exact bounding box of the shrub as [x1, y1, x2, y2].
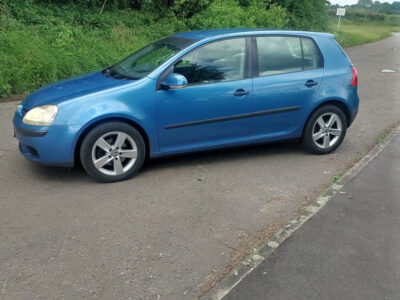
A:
[271, 0, 330, 31]
[188, 0, 288, 29]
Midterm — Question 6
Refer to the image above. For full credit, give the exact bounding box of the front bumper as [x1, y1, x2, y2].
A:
[13, 113, 77, 166]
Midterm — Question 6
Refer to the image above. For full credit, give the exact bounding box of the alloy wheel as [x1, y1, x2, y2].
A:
[91, 131, 138, 176]
[312, 112, 343, 149]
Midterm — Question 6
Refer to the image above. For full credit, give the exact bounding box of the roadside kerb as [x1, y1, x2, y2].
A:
[201, 124, 400, 300]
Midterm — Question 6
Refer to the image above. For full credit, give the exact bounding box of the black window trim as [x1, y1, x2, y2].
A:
[300, 38, 305, 71]
[251, 34, 324, 79]
[156, 36, 253, 90]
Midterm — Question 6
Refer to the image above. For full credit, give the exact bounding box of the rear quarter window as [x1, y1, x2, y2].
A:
[302, 38, 322, 70]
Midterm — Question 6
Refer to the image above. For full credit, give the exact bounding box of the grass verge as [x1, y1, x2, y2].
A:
[331, 20, 400, 47]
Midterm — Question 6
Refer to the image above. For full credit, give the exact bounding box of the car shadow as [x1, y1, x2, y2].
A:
[27, 162, 89, 183]
[142, 139, 304, 173]
[26, 139, 305, 182]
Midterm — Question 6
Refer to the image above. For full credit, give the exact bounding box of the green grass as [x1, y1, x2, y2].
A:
[331, 20, 400, 47]
[0, 23, 179, 95]
[0, 14, 185, 97]
[376, 133, 388, 144]
[332, 175, 341, 183]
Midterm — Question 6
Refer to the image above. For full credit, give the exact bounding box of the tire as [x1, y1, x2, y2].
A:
[80, 122, 146, 183]
[302, 105, 347, 155]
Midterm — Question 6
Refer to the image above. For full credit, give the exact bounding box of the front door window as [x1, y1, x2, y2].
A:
[174, 38, 247, 85]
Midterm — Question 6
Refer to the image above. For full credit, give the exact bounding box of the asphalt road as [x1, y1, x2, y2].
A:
[0, 33, 399, 299]
[226, 127, 400, 300]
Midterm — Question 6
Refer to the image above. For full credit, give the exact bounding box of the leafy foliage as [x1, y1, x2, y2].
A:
[0, 0, 331, 97]
[188, 0, 288, 29]
[270, 0, 330, 31]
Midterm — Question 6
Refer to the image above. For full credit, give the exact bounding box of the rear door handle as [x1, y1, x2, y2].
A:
[233, 89, 249, 96]
[305, 80, 318, 87]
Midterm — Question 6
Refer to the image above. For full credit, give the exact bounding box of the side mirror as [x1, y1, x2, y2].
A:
[161, 73, 188, 90]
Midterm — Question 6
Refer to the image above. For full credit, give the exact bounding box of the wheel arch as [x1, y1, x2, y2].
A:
[302, 100, 351, 137]
[74, 117, 151, 165]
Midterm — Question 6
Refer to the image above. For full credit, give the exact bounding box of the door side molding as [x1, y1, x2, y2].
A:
[165, 106, 301, 129]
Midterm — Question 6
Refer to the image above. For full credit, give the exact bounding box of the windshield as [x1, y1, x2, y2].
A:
[103, 37, 195, 80]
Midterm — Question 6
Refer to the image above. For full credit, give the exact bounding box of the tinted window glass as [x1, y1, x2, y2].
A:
[105, 37, 195, 80]
[302, 38, 322, 70]
[257, 36, 303, 76]
[174, 38, 246, 85]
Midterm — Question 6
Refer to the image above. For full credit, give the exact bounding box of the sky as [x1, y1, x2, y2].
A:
[329, 0, 396, 5]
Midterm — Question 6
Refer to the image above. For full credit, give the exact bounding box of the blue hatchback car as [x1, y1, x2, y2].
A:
[13, 29, 359, 182]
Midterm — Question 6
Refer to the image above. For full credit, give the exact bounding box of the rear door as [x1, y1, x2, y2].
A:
[251, 36, 324, 137]
[156, 37, 253, 152]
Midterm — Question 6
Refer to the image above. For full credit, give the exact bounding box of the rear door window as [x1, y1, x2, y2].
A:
[256, 36, 322, 77]
[256, 36, 302, 76]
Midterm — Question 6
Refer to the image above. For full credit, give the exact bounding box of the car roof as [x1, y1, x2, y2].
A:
[172, 28, 334, 41]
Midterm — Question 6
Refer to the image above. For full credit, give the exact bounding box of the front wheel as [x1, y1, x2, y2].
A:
[302, 105, 347, 154]
[80, 122, 146, 182]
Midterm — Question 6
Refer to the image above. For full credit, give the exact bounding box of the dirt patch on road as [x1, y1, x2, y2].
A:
[197, 189, 322, 297]
[197, 219, 286, 297]
[0, 94, 26, 103]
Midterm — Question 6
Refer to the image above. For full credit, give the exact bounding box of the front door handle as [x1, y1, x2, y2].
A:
[305, 80, 318, 87]
[233, 89, 249, 96]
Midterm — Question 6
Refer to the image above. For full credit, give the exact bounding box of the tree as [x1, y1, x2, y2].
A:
[270, 0, 330, 31]
[357, 0, 373, 8]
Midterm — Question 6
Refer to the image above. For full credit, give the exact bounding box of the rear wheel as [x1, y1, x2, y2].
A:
[302, 105, 347, 154]
[80, 122, 146, 182]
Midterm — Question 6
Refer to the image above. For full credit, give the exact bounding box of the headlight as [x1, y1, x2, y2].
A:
[23, 105, 58, 126]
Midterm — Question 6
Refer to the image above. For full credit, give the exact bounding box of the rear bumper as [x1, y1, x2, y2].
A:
[347, 86, 359, 128]
[13, 114, 77, 166]
[348, 107, 358, 127]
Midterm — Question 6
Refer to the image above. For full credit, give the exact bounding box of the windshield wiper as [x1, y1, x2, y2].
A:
[102, 67, 114, 78]
[103, 66, 138, 80]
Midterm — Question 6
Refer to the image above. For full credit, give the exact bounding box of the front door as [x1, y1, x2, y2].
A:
[156, 37, 252, 153]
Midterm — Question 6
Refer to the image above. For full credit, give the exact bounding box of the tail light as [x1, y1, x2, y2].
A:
[351, 66, 358, 87]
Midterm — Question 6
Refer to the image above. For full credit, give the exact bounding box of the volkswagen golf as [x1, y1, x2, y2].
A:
[13, 29, 359, 182]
